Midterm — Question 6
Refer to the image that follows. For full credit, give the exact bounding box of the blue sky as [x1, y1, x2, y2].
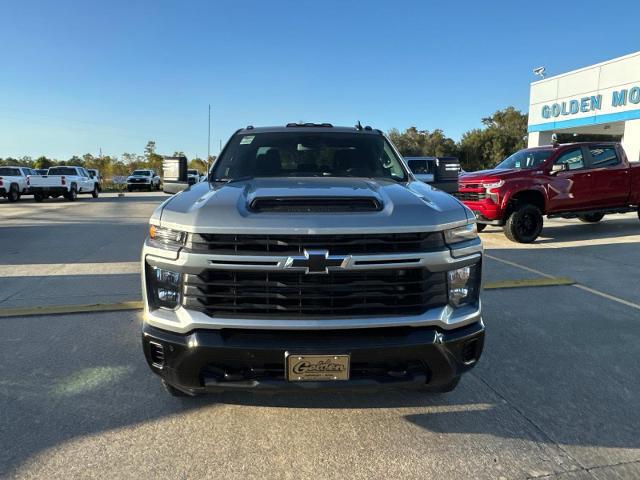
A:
[1, 0, 638, 160]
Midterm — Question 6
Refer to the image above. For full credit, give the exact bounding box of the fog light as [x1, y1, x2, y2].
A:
[150, 266, 182, 309]
[154, 267, 181, 287]
[448, 263, 480, 307]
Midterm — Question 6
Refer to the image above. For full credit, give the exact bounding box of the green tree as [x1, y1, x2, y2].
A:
[144, 140, 156, 158]
[188, 157, 207, 172]
[142, 141, 163, 172]
[34, 156, 53, 170]
[19, 156, 34, 167]
[387, 127, 457, 157]
[458, 107, 528, 171]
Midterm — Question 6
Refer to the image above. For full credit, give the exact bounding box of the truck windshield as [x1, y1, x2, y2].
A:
[495, 149, 552, 170]
[212, 132, 408, 182]
[132, 170, 151, 176]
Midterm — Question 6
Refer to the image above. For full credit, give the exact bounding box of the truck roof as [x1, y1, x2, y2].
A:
[236, 123, 383, 135]
[528, 141, 620, 151]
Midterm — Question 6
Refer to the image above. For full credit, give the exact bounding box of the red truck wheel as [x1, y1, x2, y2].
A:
[504, 204, 543, 243]
[476, 224, 487, 232]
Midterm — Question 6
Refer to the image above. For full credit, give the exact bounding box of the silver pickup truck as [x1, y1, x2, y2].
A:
[141, 124, 484, 396]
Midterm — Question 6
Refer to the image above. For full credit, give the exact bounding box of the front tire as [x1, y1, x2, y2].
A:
[578, 213, 604, 223]
[91, 185, 99, 198]
[504, 204, 543, 243]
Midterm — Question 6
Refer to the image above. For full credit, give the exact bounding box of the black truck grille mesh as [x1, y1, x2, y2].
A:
[183, 269, 447, 317]
[454, 192, 486, 201]
[186, 232, 444, 255]
[249, 196, 382, 213]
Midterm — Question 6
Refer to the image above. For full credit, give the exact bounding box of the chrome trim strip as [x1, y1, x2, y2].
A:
[143, 301, 482, 334]
[145, 249, 482, 273]
[157, 218, 470, 235]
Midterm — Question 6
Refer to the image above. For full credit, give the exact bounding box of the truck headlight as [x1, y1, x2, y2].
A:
[447, 263, 481, 307]
[149, 225, 187, 249]
[149, 266, 182, 309]
[481, 180, 504, 190]
[444, 224, 478, 244]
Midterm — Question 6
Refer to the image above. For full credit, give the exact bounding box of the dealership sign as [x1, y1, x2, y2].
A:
[542, 86, 640, 119]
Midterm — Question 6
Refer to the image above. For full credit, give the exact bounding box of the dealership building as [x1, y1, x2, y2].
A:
[527, 50, 640, 163]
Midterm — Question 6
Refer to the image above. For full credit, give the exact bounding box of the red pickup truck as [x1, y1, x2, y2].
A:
[456, 142, 640, 243]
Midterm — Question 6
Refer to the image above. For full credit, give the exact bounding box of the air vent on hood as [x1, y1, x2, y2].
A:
[249, 196, 383, 213]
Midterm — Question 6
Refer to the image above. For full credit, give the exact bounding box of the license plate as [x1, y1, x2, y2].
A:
[286, 353, 350, 381]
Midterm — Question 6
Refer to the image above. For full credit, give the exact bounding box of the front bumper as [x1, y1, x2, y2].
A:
[142, 320, 484, 394]
[461, 199, 503, 224]
[127, 182, 151, 189]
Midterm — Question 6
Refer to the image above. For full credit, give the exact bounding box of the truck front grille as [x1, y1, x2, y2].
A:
[454, 192, 486, 201]
[186, 232, 445, 255]
[454, 184, 486, 202]
[182, 269, 447, 317]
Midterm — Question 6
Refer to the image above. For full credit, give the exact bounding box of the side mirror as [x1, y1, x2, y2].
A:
[550, 164, 567, 174]
[413, 173, 435, 183]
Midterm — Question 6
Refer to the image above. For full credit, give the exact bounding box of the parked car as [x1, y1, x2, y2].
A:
[456, 142, 640, 242]
[0, 166, 33, 202]
[405, 157, 460, 193]
[187, 169, 204, 185]
[141, 123, 484, 397]
[29, 166, 99, 202]
[127, 169, 161, 191]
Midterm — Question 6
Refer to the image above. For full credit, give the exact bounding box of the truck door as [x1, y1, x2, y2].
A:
[585, 145, 629, 208]
[546, 147, 594, 212]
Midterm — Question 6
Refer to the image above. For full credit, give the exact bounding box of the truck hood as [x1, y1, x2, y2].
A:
[460, 169, 521, 182]
[155, 177, 470, 234]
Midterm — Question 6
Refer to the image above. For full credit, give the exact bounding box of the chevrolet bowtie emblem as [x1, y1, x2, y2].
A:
[285, 249, 346, 274]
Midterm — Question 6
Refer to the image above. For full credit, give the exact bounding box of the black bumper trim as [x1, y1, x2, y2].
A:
[29, 186, 68, 194]
[142, 321, 485, 394]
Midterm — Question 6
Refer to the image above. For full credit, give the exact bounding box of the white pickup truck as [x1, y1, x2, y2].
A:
[0, 166, 35, 202]
[29, 166, 99, 202]
[127, 169, 161, 191]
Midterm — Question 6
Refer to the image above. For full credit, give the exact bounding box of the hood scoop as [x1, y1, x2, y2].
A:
[249, 196, 383, 213]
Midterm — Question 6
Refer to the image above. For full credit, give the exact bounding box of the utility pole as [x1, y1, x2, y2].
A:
[207, 104, 211, 168]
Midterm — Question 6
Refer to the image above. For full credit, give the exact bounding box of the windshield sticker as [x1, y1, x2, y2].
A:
[240, 135, 255, 145]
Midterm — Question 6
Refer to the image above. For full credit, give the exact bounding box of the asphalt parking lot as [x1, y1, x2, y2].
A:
[1, 193, 639, 480]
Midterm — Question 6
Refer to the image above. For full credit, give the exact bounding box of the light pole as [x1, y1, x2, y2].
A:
[207, 104, 211, 168]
